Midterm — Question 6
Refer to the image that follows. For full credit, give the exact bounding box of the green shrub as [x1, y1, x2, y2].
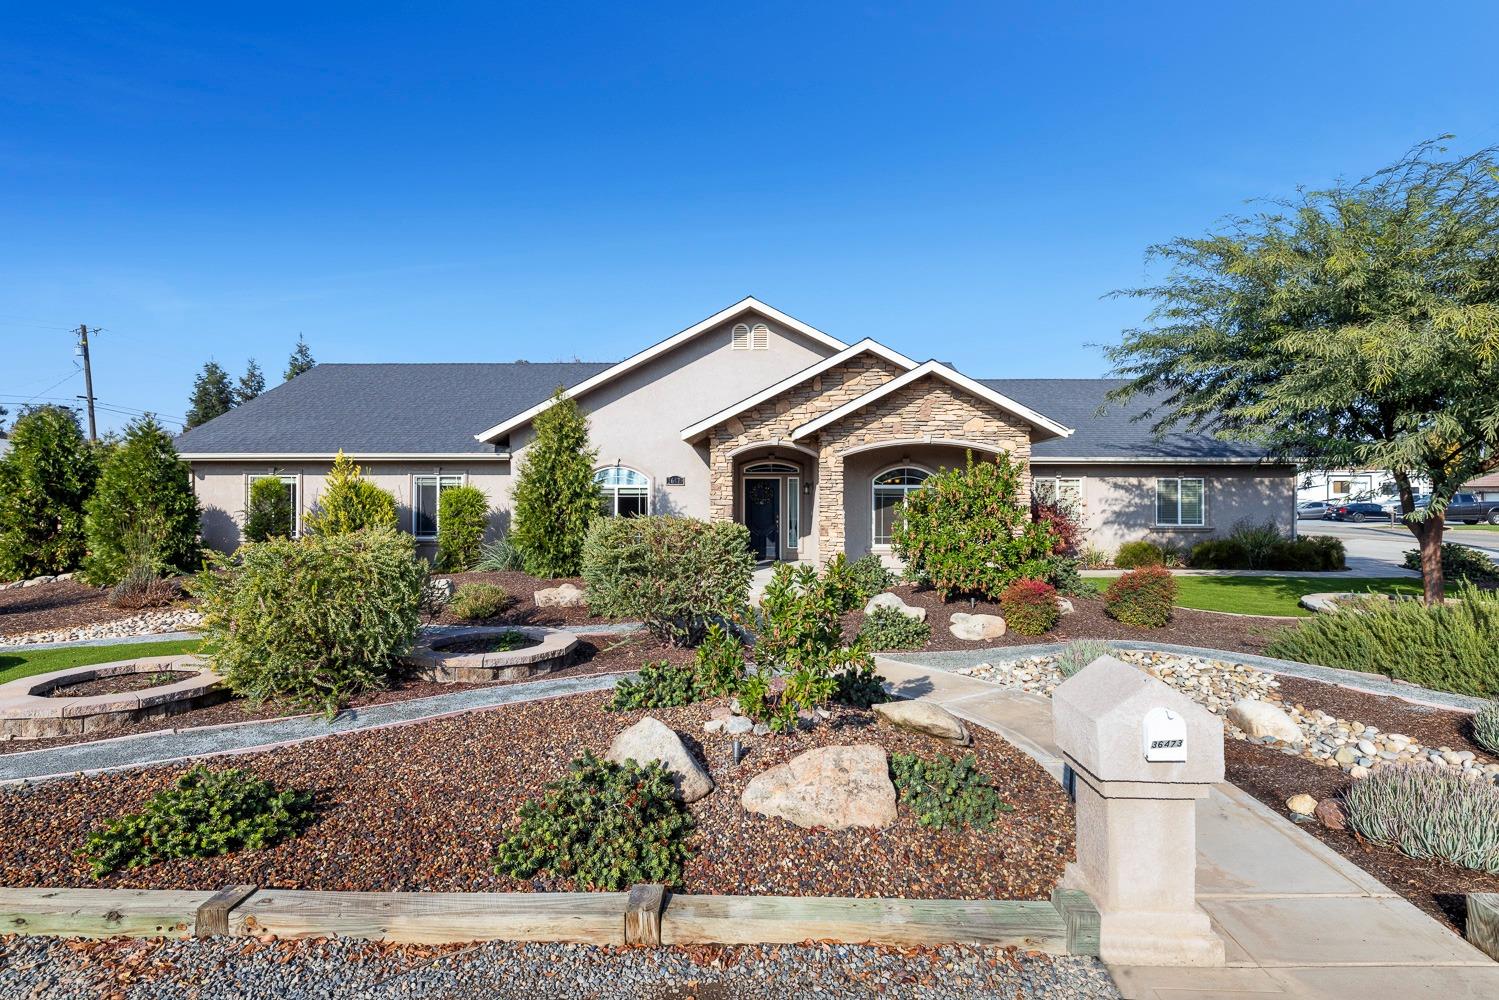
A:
[1474, 703, 1499, 755]
[1113, 540, 1165, 568]
[1104, 566, 1177, 627]
[999, 579, 1060, 636]
[0, 405, 97, 580]
[693, 623, 746, 696]
[1188, 538, 1250, 569]
[890, 752, 1013, 830]
[1264, 585, 1499, 697]
[82, 417, 201, 586]
[1190, 531, 1345, 571]
[859, 606, 931, 651]
[891, 453, 1057, 600]
[449, 582, 511, 620]
[1267, 535, 1345, 571]
[1228, 520, 1282, 568]
[303, 451, 398, 536]
[582, 516, 753, 645]
[1044, 555, 1087, 597]
[82, 766, 313, 878]
[107, 558, 180, 610]
[476, 534, 525, 572]
[1343, 765, 1499, 874]
[244, 476, 294, 542]
[510, 389, 600, 578]
[1403, 543, 1499, 585]
[609, 659, 701, 710]
[191, 528, 426, 715]
[1055, 638, 1114, 679]
[436, 485, 491, 571]
[832, 650, 886, 709]
[821, 553, 896, 612]
[754, 564, 844, 671]
[494, 750, 693, 890]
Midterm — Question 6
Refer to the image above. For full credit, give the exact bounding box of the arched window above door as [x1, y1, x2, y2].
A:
[743, 461, 799, 475]
[872, 465, 931, 546]
[595, 466, 650, 517]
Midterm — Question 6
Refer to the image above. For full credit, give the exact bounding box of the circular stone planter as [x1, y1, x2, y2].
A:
[0, 655, 225, 741]
[405, 626, 580, 683]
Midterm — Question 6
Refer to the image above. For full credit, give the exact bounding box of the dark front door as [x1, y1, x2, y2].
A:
[744, 478, 780, 561]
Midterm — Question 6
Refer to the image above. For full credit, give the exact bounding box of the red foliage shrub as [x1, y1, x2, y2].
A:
[1104, 566, 1178, 628]
[1031, 500, 1082, 556]
[999, 578, 1060, 636]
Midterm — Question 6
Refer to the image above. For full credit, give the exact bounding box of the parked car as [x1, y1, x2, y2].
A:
[1296, 500, 1331, 520]
[1444, 492, 1499, 525]
[1328, 502, 1389, 523]
[1377, 493, 1431, 515]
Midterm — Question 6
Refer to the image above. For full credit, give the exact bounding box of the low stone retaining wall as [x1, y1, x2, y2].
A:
[404, 626, 579, 683]
[0, 656, 224, 740]
[0, 884, 1099, 953]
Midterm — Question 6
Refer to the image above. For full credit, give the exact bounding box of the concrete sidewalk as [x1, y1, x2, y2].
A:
[877, 656, 1499, 999]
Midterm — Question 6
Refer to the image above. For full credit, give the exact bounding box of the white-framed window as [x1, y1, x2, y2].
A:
[248, 474, 298, 537]
[1156, 477, 1205, 527]
[1033, 476, 1083, 511]
[786, 476, 800, 550]
[872, 466, 931, 547]
[731, 323, 751, 350]
[596, 466, 650, 517]
[413, 473, 465, 539]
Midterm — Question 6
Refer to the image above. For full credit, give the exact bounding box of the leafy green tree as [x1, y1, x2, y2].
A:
[284, 336, 316, 381]
[244, 475, 294, 542]
[303, 450, 398, 536]
[435, 484, 491, 571]
[82, 416, 201, 585]
[0, 404, 9, 435]
[236, 359, 266, 405]
[0, 405, 97, 579]
[1105, 138, 1499, 603]
[185, 361, 235, 429]
[511, 388, 600, 577]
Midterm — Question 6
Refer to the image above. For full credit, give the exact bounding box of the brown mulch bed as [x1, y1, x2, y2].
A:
[433, 571, 611, 628]
[841, 585, 1292, 655]
[0, 632, 676, 756]
[434, 633, 541, 654]
[0, 580, 171, 637]
[1225, 674, 1499, 934]
[0, 693, 1074, 900]
[45, 671, 201, 698]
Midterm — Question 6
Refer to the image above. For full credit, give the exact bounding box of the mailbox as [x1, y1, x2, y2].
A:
[1142, 706, 1187, 762]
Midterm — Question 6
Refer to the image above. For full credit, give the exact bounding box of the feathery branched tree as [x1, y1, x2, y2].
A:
[510, 388, 600, 577]
[82, 416, 201, 585]
[0, 405, 98, 579]
[185, 361, 236, 429]
[284, 336, 316, 381]
[236, 359, 266, 405]
[1105, 138, 1499, 603]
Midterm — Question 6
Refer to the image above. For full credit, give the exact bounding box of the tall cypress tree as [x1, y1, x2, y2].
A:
[510, 389, 601, 578]
[82, 416, 201, 585]
[185, 362, 235, 428]
[0, 405, 98, 579]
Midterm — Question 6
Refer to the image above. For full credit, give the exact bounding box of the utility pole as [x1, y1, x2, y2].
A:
[76, 324, 97, 442]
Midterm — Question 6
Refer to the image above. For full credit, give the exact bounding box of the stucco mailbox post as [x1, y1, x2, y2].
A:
[1053, 654, 1226, 967]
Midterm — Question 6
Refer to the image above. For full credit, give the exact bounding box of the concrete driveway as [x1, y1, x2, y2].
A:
[1298, 518, 1499, 574]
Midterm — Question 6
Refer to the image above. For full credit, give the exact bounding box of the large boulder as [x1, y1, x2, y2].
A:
[948, 612, 1006, 641]
[606, 717, 714, 802]
[873, 699, 971, 745]
[741, 744, 896, 830]
[1227, 698, 1303, 745]
[535, 583, 586, 608]
[864, 592, 926, 622]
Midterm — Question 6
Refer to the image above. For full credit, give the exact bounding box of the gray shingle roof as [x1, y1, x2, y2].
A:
[174, 362, 613, 455]
[980, 378, 1275, 461]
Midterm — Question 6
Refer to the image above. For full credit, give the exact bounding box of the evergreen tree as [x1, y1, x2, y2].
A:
[284, 336, 316, 381]
[510, 388, 601, 577]
[82, 416, 201, 585]
[236, 359, 267, 405]
[244, 475, 294, 542]
[303, 451, 398, 536]
[0, 405, 98, 579]
[0, 404, 9, 436]
[185, 361, 235, 428]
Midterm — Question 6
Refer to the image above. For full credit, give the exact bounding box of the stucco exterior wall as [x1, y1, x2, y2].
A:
[1031, 462, 1299, 555]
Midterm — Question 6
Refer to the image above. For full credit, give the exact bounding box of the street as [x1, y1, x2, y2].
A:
[1298, 518, 1499, 575]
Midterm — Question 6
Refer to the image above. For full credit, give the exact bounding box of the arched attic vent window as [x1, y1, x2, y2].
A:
[731, 323, 750, 350]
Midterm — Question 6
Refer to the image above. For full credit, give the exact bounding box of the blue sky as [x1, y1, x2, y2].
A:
[3, 3, 1496, 434]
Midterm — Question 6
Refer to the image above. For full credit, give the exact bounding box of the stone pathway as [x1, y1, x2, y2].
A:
[0, 672, 624, 784]
[876, 654, 1499, 999]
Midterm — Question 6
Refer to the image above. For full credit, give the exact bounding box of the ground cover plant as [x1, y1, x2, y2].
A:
[582, 515, 752, 645]
[494, 750, 693, 890]
[1343, 765, 1499, 875]
[1055, 638, 1114, 678]
[0, 639, 201, 686]
[435, 485, 490, 571]
[192, 528, 426, 715]
[890, 752, 1012, 830]
[1264, 585, 1499, 697]
[1104, 566, 1177, 627]
[608, 658, 701, 710]
[999, 579, 1059, 636]
[448, 582, 510, 620]
[1474, 703, 1499, 755]
[858, 605, 932, 651]
[82, 766, 313, 878]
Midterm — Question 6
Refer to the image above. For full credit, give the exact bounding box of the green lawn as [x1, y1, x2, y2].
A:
[1447, 524, 1499, 533]
[1085, 576, 1422, 617]
[0, 639, 201, 685]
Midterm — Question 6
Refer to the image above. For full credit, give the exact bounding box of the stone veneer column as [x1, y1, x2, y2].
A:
[707, 433, 737, 522]
[815, 439, 844, 567]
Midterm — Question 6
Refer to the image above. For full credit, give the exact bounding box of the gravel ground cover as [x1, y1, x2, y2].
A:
[0, 690, 1072, 900]
[0, 632, 673, 756]
[0, 935, 1121, 999]
[840, 586, 1290, 654]
[0, 579, 154, 638]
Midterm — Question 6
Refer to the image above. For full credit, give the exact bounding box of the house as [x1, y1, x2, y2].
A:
[175, 297, 1297, 563]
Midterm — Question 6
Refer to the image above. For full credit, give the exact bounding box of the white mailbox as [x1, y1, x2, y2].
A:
[1142, 706, 1187, 762]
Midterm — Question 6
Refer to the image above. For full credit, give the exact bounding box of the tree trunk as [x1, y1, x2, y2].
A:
[1408, 517, 1446, 604]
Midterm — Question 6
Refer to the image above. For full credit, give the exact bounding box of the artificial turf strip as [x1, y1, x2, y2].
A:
[1084, 576, 1422, 617]
[0, 640, 201, 686]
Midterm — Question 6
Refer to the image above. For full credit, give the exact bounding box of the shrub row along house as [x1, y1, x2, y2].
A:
[175, 298, 1296, 562]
